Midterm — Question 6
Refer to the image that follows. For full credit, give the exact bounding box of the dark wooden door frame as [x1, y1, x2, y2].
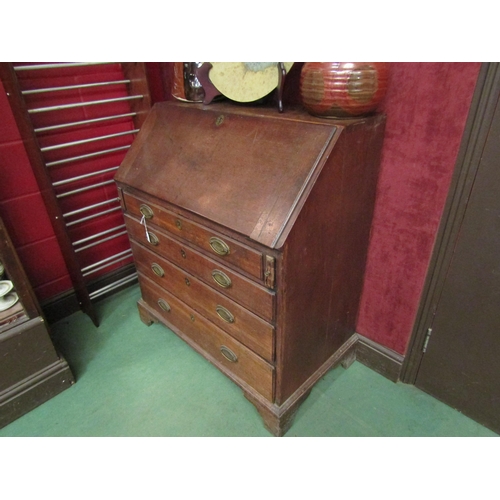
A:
[401, 62, 500, 383]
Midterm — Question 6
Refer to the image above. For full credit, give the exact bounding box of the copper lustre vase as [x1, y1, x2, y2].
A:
[300, 62, 389, 118]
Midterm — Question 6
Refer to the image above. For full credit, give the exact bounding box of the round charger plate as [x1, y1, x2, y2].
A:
[209, 62, 294, 103]
[0, 292, 18, 312]
[0, 280, 13, 297]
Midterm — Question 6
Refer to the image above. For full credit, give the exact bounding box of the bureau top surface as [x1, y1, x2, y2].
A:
[116, 101, 342, 248]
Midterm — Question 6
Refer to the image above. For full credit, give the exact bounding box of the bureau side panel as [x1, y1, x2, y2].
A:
[275, 115, 386, 404]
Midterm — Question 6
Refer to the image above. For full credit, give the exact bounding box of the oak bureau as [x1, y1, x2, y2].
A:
[115, 101, 385, 436]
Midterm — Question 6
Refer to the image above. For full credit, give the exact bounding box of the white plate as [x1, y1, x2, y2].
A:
[208, 62, 294, 103]
[0, 292, 18, 312]
[0, 280, 13, 297]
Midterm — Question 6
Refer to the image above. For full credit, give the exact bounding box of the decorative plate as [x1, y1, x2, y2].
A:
[0, 280, 13, 297]
[208, 62, 294, 103]
[0, 292, 18, 312]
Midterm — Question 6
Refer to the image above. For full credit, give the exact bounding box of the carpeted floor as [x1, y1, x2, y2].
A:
[0, 284, 497, 437]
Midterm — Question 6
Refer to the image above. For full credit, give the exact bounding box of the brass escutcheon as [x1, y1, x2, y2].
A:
[190, 315, 195, 322]
[158, 299, 171, 312]
[185, 277, 191, 286]
[215, 115, 224, 126]
[212, 269, 232, 288]
[151, 263, 164, 277]
[175, 219, 182, 229]
[209, 237, 230, 256]
[180, 249, 186, 259]
[139, 204, 154, 219]
[220, 345, 238, 363]
[216, 305, 235, 324]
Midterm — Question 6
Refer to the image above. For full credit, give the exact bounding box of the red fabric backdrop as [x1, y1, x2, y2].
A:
[356, 62, 481, 354]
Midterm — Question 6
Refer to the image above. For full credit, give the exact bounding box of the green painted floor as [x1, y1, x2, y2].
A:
[1, 284, 497, 437]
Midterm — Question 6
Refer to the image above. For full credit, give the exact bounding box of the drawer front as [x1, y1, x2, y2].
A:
[130, 238, 275, 322]
[133, 244, 274, 362]
[123, 192, 265, 283]
[139, 273, 274, 401]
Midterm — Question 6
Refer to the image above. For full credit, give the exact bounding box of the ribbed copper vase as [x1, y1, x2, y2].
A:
[300, 62, 389, 118]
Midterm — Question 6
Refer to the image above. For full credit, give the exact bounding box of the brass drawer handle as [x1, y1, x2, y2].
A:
[158, 299, 171, 312]
[151, 263, 165, 277]
[139, 204, 154, 219]
[220, 345, 238, 363]
[209, 237, 230, 256]
[147, 231, 159, 246]
[216, 305, 235, 324]
[212, 269, 232, 288]
[175, 219, 182, 229]
[185, 277, 191, 287]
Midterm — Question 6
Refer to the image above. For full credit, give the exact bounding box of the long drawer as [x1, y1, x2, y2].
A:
[139, 273, 274, 401]
[133, 244, 274, 362]
[123, 192, 265, 283]
[129, 238, 275, 322]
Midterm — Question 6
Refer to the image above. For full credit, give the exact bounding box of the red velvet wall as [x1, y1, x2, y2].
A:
[356, 62, 482, 354]
[0, 63, 482, 357]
